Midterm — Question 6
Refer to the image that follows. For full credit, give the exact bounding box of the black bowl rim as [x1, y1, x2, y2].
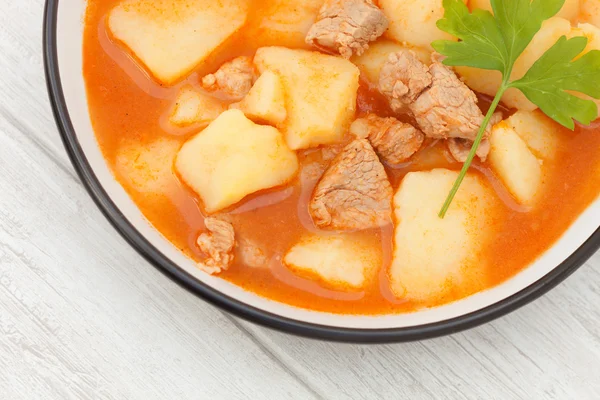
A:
[43, 0, 600, 344]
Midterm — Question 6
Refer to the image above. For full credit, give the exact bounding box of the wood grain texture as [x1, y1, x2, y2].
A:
[0, 1, 599, 399]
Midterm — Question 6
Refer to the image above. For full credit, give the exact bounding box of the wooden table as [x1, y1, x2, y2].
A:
[2, 2, 600, 398]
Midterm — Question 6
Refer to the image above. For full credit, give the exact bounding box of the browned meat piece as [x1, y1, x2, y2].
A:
[197, 217, 235, 274]
[447, 138, 491, 162]
[301, 162, 326, 182]
[447, 112, 503, 162]
[309, 139, 393, 230]
[410, 62, 485, 140]
[322, 145, 343, 161]
[379, 51, 432, 111]
[348, 117, 370, 139]
[430, 51, 446, 64]
[379, 50, 490, 141]
[350, 114, 425, 164]
[305, 0, 388, 59]
[489, 111, 504, 127]
[237, 239, 269, 268]
[201, 56, 256, 100]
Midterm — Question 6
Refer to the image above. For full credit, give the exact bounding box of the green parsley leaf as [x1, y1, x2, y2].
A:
[433, 5, 506, 71]
[511, 36, 600, 129]
[432, 0, 564, 76]
[493, 0, 564, 68]
[432, 0, 600, 218]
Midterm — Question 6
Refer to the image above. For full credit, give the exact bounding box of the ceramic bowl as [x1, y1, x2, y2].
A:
[43, 0, 600, 343]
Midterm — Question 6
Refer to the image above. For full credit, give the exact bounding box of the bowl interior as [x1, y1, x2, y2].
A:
[48, 0, 600, 334]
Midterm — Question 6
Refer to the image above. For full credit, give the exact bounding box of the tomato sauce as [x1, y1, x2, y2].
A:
[83, 0, 600, 314]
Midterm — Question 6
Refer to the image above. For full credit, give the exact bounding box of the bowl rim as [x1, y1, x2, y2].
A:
[42, 0, 600, 343]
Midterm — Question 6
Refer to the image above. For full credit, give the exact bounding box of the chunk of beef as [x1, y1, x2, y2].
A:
[489, 111, 504, 127]
[306, 0, 388, 59]
[197, 217, 235, 274]
[350, 114, 425, 164]
[379, 51, 432, 111]
[309, 139, 393, 230]
[322, 145, 343, 162]
[430, 52, 446, 64]
[379, 50, 491, 142]
[201, 56, 256, 100]
[302, 162, 327, 182]
[237, 239, 269, 268]
[447, 138, 491, 163]
[446, 112, 503, 163]
[410, 62, 486, 140]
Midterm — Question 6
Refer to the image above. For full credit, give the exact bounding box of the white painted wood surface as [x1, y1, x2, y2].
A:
[1, 1, 600, 399]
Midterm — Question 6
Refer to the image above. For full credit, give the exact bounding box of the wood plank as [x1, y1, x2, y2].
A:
[240, 259, 600, 399]
[0, 0, 74, 168]
[0, 112, 319, 399]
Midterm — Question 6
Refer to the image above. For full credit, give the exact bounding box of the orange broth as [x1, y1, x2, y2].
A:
[83, 0, 600, 314]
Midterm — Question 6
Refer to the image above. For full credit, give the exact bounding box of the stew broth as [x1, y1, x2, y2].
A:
[83, 0, 600, 314]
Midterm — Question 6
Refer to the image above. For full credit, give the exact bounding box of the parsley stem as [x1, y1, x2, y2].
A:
[438, 84, 508, 218]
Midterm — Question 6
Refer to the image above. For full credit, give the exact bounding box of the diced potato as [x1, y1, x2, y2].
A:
[169, 86, 226, 127]
[454, 66, 501, 96]
[507, 110, 560, 160]
[254, 47, 360, 150]
[116, 137, 180, 193]
[237, 70, 287, 125]
[108, 0, 248, 85]
[455, 67, 536, 111]
[571, 23, 600, 54]
[456, 17, 572, 111]
[581, 0, 600, 27]
[556, 0, 580, 20]
[469, 0, 579, 21]
[351, 39, 431, 84]
[489, 122, 543, 205]
[380, 0, 467, 50]
[176, 110, 298, 212]
[256, 0, 325, 48]
[284, 235, 380, 289]
[390, 169, 494, 301]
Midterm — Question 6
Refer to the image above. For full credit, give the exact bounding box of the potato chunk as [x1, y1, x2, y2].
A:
[108, 0, 248, 85]
[507, 110, 560, 160]
[572, 23, 600, 54]
[379, 0, 467, 50]
[582, 0, 600, 27]
[284, 235, 380, 289]
[390, 169, 494, 301]
[559, 0, 580, 20]
[469, 0, 579, 21]
[169, 86, 226, 127]
[456, 17, 572, 111]
[256, 0, 325, 48]
[254, 47, 360, 150]
[116, 137, 180, 194]
[351, 39, 431, 84]
[175, 110, 298, 212]
[454, 67, 535, 111]
[237, 70, 287, 125]
[489, 122, 543, 205]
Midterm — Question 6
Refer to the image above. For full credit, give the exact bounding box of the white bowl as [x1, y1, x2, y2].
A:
[43, 0, 600, 342]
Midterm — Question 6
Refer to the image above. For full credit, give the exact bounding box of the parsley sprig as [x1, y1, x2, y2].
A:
[432, 0, 600, 218]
